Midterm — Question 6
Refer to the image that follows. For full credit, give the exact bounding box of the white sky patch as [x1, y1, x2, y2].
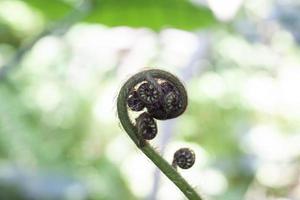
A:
[277, 65, 300, 120]
[241, 66, 300, 121]
[105, 134, 135, 165]
[217, 36, 279, 70]
[157, 179, 183, 200]
[207, 0, 244, 21]
[243, 124, 297, 162]
[117, 28, 158, 77]
[256, 163, 298, 188]
[159, 29, 199, 69]
[121, 152, 155, 199]
[242, 75, 278, 114]
[197, 168, 228, 196]
[93, 83, 118, 124]
[66, 24, 116, 88]
[34, 82, 62, 112]
[197, 72, 226, 100]
[244, 0, 273, 18]
[27, 36, 67, 72]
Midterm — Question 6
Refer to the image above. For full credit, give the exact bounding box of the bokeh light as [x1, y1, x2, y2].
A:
[0, 0, 300, 200]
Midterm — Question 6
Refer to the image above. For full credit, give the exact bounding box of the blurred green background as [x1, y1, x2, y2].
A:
[0, 0, 300, 199]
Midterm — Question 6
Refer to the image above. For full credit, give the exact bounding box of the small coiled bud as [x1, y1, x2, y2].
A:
[137, 82, 160, 104]
[136, 112, 157, 140]
[164, 91, 182, 113]
[146, 80, 186, 120]
[172, 148, 195, 169]
[127, 90, 145, 111]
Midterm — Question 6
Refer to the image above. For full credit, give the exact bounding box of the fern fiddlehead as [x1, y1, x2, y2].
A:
[117, 69, 203, 200]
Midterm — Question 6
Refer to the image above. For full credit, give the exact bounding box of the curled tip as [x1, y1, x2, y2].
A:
[127, 90, 145, 111]
[117, 69, 202, 199]
[172, 148, 196, 169]
[136, 112, 157, 140]
[137, 82, 161, 104]
[122, 69, 187, 121]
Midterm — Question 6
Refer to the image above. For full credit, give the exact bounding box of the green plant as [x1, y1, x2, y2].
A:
[117, 69, 204, 200]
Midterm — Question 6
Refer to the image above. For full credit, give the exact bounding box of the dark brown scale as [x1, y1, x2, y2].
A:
[137, 82, 160, 104]
[146, 102, 168, 120]
[161, 81, 181, 105]
[160, 81, 175, 94]
[164, 91, 182, 113]
[172, 148, 195, 169]
[136, 112, 157, 140]
[127, 91, 145, 111]
[161, 81, 186, 119]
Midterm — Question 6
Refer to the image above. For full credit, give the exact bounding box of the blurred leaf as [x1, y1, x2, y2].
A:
[91, 157, 138, 200]
[181, 100, 248, 157]
[24, 0, 216, 30]
[23, 0, 73, 20]
[0, 183, 24, 200]
[87, 0, 216, 30]
[0, 23, 21, 47]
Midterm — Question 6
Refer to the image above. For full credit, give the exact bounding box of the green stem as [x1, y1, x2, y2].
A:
[117, 69, 203, 200]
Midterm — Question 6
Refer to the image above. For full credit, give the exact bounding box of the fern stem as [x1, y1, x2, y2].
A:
[117, 69, 203, 200]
